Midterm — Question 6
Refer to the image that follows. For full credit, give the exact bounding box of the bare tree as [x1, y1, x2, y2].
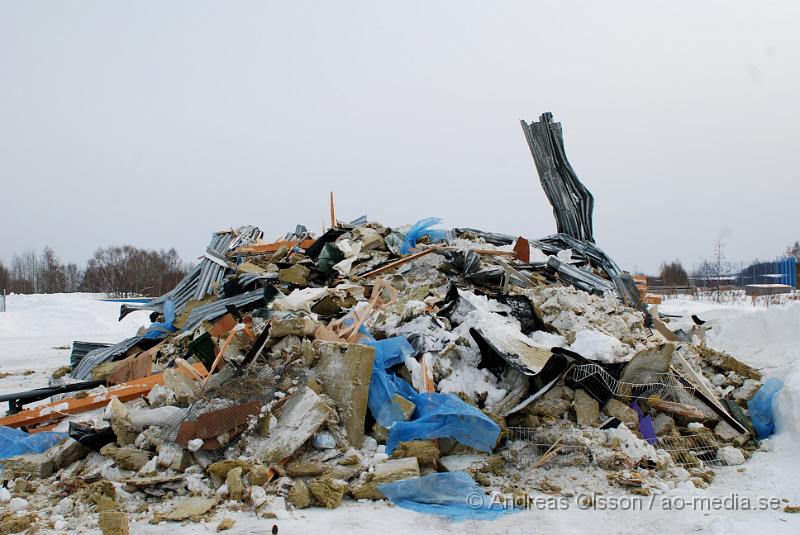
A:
[785, 241, 800, 261]
[711, 238, 728, 302]
[81, 245, 189, 297]
[0, 260, 9, 292]
[658, 259, 689, 286]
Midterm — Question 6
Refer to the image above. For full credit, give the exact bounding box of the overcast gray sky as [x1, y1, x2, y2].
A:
[2, 1, 798, 274]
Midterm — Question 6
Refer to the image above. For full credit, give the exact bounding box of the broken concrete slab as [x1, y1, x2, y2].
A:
[603, 399, 639, 429]
[270, 316, 319, 338]
[278, 264, 311, 286]
[573, 389, 599, 426]
[619, 343, 674, 385]
[1, 453, 53, 480]
[314, 342, 375, 448]
[714, 421, 750, 446]
[156, 496, 218, 522]
[99, 511, 129, 535]
[351, 457, 420, 500]
[247, 387, 332, 463]
[163, 368, 200, 405]
[653, 413, 676, 436]
[99, 444, 153, 471]
[46, 437, 91, 471]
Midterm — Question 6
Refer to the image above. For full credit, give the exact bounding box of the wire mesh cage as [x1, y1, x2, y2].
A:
[656, 432, 732, 468]
[571, 363, 695, 403]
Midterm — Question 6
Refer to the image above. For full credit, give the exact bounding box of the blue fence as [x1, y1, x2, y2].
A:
[741, 257, 797, 287]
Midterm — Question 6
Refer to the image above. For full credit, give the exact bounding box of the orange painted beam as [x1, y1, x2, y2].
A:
[0, 362, 208, 432]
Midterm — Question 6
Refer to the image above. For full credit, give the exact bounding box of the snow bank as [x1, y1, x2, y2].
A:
[0, 293, 150, 339]
[569, 329, 627, 363]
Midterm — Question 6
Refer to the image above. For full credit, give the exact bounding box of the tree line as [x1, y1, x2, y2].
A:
[0, 246, 190, 297]
[645, 240, 800, 288]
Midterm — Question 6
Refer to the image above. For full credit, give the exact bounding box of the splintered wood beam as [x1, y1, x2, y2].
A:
[330, 191, 336, 229]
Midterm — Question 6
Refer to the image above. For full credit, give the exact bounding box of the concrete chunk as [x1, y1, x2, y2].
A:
[99, 444, 153, 471]
[0, 453, 53, 480]
[573, 389, 600, 426]
[314, 342, 375, 448]
[46, 438, 91, 471]
[249, 387, 332, 463]
[99, 511, 129, 535]
[351, 457, 420, 499]
[271, 317, 319, 338]
[603, 398, 639, 430]
[278, 264, 310, 286]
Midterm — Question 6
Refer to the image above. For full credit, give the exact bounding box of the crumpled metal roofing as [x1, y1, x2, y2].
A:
[70, 336, 144, 380]
[119, 226, 262, 320]
[181, 289, 265, 332]
[521, 112, 595, 244]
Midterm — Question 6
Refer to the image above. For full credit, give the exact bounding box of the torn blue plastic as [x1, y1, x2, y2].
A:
[142, 300, 177, 339]
[366, 337, 417, 427]
[386, 392, 500, 455]
[748, 378, 784, 439]
[400, 217, 448, 255]
[0, 426, 67, 461]
[378, 471, 518, 521]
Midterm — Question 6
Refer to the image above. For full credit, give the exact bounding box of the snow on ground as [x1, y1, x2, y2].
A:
[0, 293, 151, 396]
[0, 294, 798, 534]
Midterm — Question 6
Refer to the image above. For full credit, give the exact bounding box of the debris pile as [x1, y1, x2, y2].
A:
[0, 113, 768, 530]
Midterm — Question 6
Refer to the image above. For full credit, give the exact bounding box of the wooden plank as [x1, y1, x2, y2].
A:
[235, 238, 316, 255]
[0, 363, 208, 431]
[361, 248, 435, 278]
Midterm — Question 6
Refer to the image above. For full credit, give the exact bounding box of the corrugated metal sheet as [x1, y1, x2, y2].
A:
[119, 226, 262, 320]
[69, 341, 113, 369]
[70, 336, 144, 380]
[182, 289, 265, 332]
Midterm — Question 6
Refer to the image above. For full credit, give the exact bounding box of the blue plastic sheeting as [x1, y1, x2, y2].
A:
[748, 378, 784, 439]
[399, 217, 448, 255]
[0, 426, 67, 460]
[366, 337, 418, 427]
[378, 471, 518, 521]
[142, 300, 177, 339]
[386, 392, 500, 455]
[363, 333, 500, 455]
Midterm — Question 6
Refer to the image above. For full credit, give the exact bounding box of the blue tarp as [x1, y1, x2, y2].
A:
[366, 337, 418, 427]
[378, 471, 518, 521]
[399, 217, 448, 255]
[748, 378, 784, 439]
[0, 426, 67, 461]
[386, 392, 500, 454]
[364, 334, 500, 455]
[142, 300, 177, 339]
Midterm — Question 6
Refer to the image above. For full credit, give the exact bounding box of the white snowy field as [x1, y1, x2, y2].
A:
[0, 294, 798, 534]
[0, 293, 152, 397]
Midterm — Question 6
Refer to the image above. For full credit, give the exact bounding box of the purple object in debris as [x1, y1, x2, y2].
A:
[631, 401, 657, 445]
